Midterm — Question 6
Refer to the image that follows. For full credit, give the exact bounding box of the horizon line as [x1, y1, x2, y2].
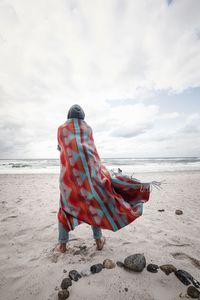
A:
[0, 156, 199, 160]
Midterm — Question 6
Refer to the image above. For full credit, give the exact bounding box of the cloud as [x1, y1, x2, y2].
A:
[0, 0, 200, 158]
[180, 113, 200, 134]
[157, 112, 180, 120]
[87, 102, 159, 134]
[0, 118, 32, 155]
[1, 0, 200, 101]
[107, 103, 158, 138]
[111, 122, 153, 138]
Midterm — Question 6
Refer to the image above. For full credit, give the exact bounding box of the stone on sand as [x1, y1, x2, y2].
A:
[103, 259, 116, 269]
[69, 270, 81, 281]
[58, 289, 70, 300]
[187, 286, 200, 298]
[160, 264, 177, 275]
[90, 264, 103, 274]
[124, 254, 146, 272]
[175, 209, 183, 215]
[147, 264, 159, 273]
[116, 261, 125, 268]
[60, 278, 72, 290]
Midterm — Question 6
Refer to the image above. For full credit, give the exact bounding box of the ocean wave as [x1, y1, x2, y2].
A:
[0, 157, 200, 174]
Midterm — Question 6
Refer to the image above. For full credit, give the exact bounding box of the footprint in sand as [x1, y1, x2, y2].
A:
[47, 240, 97, 264]
[164, 243, 190, 247]
[47, 249, 61, 263]
[171, 252, 200, 269]
[42, 223, 54, 230]
[122, 241, 132, 245]
[1, 215, 18, 222]
[1, 200, 7, 205]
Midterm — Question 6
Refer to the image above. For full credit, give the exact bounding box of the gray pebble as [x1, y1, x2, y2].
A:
[160, 264, 177, 275]
[175, 209, 183, 215]
[103, 259, 115, 269]
[90, 264, 103, 274]
[69, 270, 81, 281]
[147, 264, 159, 273]
[60, 278, 72, 290]
[116, 261, 125, 268]
[58, 289, 69, 300]
[187, 285, 200, 298]
[124, 254, 146, 272]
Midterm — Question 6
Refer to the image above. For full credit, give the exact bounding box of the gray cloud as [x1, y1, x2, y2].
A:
[180, 114, 200, 134]
[0, 0, 200, 158]
[110, 122, 153, 138]
[0, 119, 31, 157]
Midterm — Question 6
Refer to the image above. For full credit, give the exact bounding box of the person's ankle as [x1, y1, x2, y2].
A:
[95, 237, 105, 250]
[57, 243, 67, 253]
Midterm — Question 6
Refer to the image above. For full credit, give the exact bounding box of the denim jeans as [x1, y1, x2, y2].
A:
[58, 222, 102, 243]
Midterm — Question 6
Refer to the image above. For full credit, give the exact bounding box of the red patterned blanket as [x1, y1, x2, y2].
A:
[57, 119, 150, 232]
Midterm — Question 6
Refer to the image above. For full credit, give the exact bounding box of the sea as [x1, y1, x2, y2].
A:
[0, 157, 200, 174]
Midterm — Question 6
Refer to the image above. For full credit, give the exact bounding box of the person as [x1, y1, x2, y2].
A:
[56, 104, 151, 253]
[56, 105, 105, 253]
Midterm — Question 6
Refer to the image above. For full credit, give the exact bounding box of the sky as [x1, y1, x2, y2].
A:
[0, 0, 200, 159]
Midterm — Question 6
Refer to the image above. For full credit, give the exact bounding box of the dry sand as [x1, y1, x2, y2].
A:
[0, 171, 200, 300]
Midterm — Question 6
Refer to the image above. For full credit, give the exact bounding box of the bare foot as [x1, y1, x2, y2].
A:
[54, 243, 67, 253]
[96, 237, 106, 251]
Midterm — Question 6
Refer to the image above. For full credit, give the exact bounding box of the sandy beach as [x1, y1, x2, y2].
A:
[0, 171, 200, 300]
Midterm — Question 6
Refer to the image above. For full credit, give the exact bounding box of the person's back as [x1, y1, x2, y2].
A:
[56, 104, 105, 252]
[55, 104, 150, 253]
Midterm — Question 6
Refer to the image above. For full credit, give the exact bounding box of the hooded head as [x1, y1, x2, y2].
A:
[67, 104, 85, 120]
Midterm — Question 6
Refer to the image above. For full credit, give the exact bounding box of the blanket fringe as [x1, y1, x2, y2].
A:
[150, 180, 164, 190]
[110, 168, 164, 190]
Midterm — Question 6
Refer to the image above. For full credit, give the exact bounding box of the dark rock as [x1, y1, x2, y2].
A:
[175, 270, 191, 286]
[187, 286, 200, 298]
[158, 209, 165, 212]
[147, 264, 159, 273]
[90, 264, 103, 274]
[103, 259, 115, 269]
[175, 209, 183, 215]
[160, 264, 177, 275]
[58, 289, 70, 300]
[124, 288, 128, 292]
[63, 269, 67, 273]
[124, 254, 146, 272]
[60, 278, 72, 290]
[175, 270, 200, 288]
[116, 261, 125, 268]
[69, 270, 81, 281]
[191, 277, 200, 289]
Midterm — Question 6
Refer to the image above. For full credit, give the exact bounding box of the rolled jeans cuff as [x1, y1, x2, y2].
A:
[58, 222, 69, 244]
[92, 226, 102, 240]
[58, 223, 102, 243]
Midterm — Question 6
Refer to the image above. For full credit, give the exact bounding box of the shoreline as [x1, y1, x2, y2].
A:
[0, 169, 200, 175]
